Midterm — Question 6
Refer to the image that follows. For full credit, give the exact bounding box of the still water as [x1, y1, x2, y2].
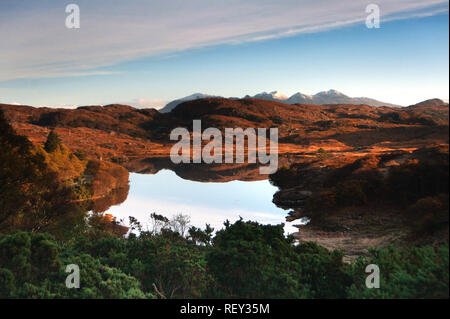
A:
[107, 170, 298, 234]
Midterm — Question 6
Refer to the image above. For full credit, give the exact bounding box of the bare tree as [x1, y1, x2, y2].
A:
[170, 213, 191, 237]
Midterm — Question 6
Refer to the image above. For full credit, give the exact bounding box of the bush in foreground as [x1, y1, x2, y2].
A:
[0, 220, 447, 299]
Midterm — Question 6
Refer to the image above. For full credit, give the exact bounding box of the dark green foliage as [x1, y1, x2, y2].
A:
[294, 242, 351, 298]
[67, 229, 213, 299]
[207, 219, 353, 298]
[0, 232, 148, 299]
[58, 253, 147, 299]
[0, 221, 448, 299]
[208, 220, 306, 298]
[347, 243, 449, 298]
[44, 130, 61, 153]
[188, 224, 214, 245]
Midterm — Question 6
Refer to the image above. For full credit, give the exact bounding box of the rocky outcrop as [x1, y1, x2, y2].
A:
[271, 146, 449, 258]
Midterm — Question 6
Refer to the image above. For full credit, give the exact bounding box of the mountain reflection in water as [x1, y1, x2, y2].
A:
[106, 169, 299, 235]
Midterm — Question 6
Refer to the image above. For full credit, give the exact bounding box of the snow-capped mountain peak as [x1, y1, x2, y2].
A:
[159, 89, 401, 112]
[314, 89, 347, 97]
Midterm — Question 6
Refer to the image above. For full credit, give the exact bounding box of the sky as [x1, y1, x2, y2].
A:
[0, 0, 448, 108]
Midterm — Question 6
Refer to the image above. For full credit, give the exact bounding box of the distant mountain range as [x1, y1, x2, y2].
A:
[159, 90, 401, 112]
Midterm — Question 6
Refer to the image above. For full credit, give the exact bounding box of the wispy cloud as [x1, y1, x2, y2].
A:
[0, 0, 447, 81]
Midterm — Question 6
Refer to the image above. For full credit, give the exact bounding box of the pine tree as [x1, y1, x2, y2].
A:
[44, 130, 61, 153]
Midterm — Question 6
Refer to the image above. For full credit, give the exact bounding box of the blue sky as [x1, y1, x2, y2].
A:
[0, 0, 448, 107]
